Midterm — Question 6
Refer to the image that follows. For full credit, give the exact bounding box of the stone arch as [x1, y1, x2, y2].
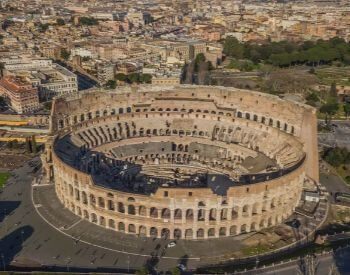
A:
[252, 203, 259, 215]
[245, 113, 250, 120]
[128, 224, 136, 233]
[98, 197, 105, 208]
[237, 112, 242, 118]
[128, 205, 136, 215]
[83, 210, 89, 219]
[150, 227, 158, 237]
[139, 205, 146, 216]
[221, 208, 228, 220]
[242, 205, 249, 216]
[185, 229, 193, 239]
[230, 225, 237, 236]
[219, 227, 227, 237]
[91, 213, 97, 223]
[150, 207, 158, 218]
[161, 228, 170, 238]
[174, 228, 182, 239]
[208, 228, 215, 237]
[186, 209, 194, 220]
[209, 208, 217, 221]
[198, 209, 205, 221]
[109, 219, 115, 229]
[161, 208, 170, 219]
[118, 202, 125, 213]
[251, 222, 257, 231]
[139, 225, 147, 236]
[241, 224, 247, 233]
[174, 209, 182, 220]
[90, 194, 96, 206]
[232, 207, 239, 219]
[82, 191, 88, 204]
[99, 216, 106, 226]
[197, 228, 204, 238]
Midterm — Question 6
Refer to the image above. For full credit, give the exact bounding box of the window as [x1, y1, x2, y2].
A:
[189, 192, 193, 197]
[164, 191, 168, 197]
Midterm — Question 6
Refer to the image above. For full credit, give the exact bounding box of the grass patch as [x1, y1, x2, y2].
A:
[0, 172, 10, 188]
[242, 243, 274, 256]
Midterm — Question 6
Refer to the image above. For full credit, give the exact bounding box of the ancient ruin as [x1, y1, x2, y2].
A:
[42, 85, 319, 239]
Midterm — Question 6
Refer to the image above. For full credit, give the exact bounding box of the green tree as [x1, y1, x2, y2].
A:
[115, 73, 127, 82]
[56, 18, 65, 26]
[330, 81, 337, 97]
[320, 98, 339, 124]
[79, 17, 99, 26]
[39, 23, 49, 33]
[31, 135, 37, 154]
[60, 48, 70, 60]
[127, 73, 140, 83]
[140, 73, 152, 83]
[223, 36, 244, 59]
[105, 80, 116, 89]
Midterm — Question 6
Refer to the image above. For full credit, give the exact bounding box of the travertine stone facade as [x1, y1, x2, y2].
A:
[42, 85, 318, 240]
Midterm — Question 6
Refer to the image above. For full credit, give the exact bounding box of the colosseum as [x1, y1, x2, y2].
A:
[42, 85, 319, 240]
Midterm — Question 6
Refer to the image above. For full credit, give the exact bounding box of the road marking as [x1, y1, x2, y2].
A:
[62, 218, 83, 231]
[31, 186, 200, 260]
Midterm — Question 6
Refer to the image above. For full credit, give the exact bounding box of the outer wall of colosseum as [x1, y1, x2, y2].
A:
[42, 85, 319, 240]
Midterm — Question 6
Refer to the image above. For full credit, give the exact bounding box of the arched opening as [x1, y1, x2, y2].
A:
[150, 227, 158, 237]
[251, 222, 257, 231]
[161, 208, 170, 219]
[91, 213, 97, 223]
[118, 222, 125, 232]
[98, 197, 105, 208]
[109, 219, 115, 229]
[219, 227, 227, 237]
[174, 228, 181, 239]
[198, 209, 205, 221]
[185, 229, 193, 239]
[221, 209, 228, 220]
[139, 225, 147, 236]
[232, 207, 239, 220]
[99, 216, 106, 226]
[197, 228, 204, 238]
[83, 210, 89, 219]
[150, 207, 158, 218]
[118, 202, 125, 213]
[82, 191, 87, 204]
[128, 205, 136, 215]
[161, 228, 170, 238]
[186, 209, 194, 220]
[242, 205, 249, 216]
[139, 205, 146, 216]
[128, 224, 136, 233]
[208, 228, 215, 237]
[174, 209, 182, 220]
[237, 112, 242, 118]
[241, 224, 247, 233]
[230, 225, 237, 236]
[209, 209, 217, 221]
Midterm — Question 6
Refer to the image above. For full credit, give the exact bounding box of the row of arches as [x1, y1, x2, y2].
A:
[65, 183, 297, 222]
[67, 201, 286, 238]
[58, 105, 296, 137]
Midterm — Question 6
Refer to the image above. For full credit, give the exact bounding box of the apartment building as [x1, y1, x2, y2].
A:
[0, 76, 40, 114]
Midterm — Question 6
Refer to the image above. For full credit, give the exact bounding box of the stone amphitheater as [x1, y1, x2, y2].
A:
[42, 85, 319, 240]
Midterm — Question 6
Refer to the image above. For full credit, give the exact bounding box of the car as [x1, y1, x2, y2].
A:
[167, 241, 176, 248]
